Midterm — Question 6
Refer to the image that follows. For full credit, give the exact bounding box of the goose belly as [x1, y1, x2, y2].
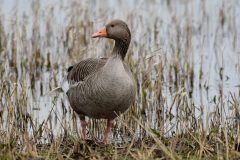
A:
[67, 75, 135, 119]
[87, 77, 135, 119]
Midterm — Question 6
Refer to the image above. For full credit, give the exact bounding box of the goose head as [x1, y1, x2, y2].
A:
[92, 19, 131, 59]
[92, 19, 131, 44]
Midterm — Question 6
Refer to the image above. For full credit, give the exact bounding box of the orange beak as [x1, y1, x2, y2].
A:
[92, 27, 107, 38]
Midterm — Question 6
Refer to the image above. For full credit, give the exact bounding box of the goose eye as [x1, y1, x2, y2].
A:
[111, 25, 114, 28]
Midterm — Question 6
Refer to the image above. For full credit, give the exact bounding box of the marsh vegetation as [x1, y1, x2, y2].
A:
[0, 0, 240, 159]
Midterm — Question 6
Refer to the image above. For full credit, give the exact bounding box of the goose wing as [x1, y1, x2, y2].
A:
[67, 58, 107, 82]
[61, 58, 107, 93]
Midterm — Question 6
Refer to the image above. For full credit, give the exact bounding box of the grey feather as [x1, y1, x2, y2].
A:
[67, 58, 107, 82]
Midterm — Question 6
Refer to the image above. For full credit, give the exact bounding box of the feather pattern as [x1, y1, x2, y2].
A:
[67, 58, 107, 82]
[61, 58, 107, 93]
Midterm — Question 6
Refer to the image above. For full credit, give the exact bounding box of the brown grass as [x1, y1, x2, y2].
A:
[0, 0, 240, 159]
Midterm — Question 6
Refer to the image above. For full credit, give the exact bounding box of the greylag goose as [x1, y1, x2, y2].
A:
[61, 19, 136, 144]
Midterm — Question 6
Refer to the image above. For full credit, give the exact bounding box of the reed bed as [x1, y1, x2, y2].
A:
[0, 0, 240, 159]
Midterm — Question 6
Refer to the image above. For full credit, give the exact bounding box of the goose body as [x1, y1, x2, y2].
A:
[62, 20, 136, 143]
[66, 56, 135, 120]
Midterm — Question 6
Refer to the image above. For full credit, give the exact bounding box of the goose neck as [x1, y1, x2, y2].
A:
[112, 40, 129, 60]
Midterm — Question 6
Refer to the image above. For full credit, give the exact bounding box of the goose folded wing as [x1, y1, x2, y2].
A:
[67, 58, 107, 82]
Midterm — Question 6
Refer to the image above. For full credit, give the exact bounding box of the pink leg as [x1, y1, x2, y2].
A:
[80, 119, 87, 139]
[103, 120, 113, 144]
